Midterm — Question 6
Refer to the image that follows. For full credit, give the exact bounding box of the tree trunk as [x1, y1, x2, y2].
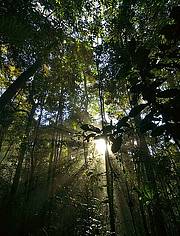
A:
[0, 104, 36, 235]
[0, 61, 41, 112]
[105, 149, 116, 236]
[8, 104, 36, 202]
[0, 126, 7, 152]
[134, 115, 168, 236]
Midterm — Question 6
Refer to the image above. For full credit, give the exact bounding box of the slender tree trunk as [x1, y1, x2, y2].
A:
[8, 104, 36, 201]
[134, 115, 168, 236]
[133, 156, 150, 236]
[0, 104, 36, 235]
[105, 149, 116, 236]
[26, 101, 43, 199]
[46, 93, 64, 230]
[0, 140, 14, 164]
[47, 93, 64, 195]
[83, 71, 89, 111]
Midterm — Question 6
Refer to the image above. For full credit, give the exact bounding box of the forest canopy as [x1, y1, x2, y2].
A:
[0, 1, 180, 236]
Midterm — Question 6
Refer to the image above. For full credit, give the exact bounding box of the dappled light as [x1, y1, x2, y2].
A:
[0, 1, 180, 236]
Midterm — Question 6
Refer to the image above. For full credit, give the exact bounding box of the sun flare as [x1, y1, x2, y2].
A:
[94, 138, 107, 154]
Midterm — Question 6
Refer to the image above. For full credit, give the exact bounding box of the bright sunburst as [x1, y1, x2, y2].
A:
[94, 138, 107, 154]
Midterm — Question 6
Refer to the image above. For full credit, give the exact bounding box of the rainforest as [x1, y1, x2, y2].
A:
[0, 0, 180, 235]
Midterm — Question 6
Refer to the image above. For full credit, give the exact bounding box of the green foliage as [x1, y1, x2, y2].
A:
[0, 104, 15, 126]
[139, 185, 155, 206]
[111, 135, 122, 153]
[81, 124, 101, 133]
[129, 104, 148, 117]
[116, 116, 129, 130]
[0, 1, 180, 236]
[151, 125, 167, 137]
[0, 16, 34, 43]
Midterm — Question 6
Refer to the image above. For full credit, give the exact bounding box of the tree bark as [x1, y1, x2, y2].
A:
[105, 149, 116, 236]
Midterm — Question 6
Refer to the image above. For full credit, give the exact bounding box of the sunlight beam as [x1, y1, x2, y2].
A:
[94, 138, 107, 155]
